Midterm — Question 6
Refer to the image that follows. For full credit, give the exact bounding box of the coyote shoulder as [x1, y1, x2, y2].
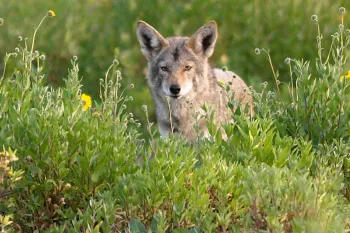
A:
[136, 20, 253, 140]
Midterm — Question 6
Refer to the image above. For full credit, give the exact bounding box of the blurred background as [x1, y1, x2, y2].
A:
[0, 0, 349, 126]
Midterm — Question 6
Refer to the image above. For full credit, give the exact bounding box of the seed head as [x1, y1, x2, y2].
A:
[339, 7, 346, 15]
[221, 66, 228, 71]
[39, 54, 46, 60]
[0, 18, 4, 26]
[15, 47, 20, 53]
[130, 84, 134, 88]
[73, 55, 78, 61]
[18, 36, 23, 41]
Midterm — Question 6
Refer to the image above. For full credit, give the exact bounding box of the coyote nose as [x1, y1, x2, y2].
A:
[169, 84, 181, 95]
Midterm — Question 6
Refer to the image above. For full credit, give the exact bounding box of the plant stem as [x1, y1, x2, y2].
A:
[102, 63, 114, 114]
[166, 96, 174, 134]
[316, 23, 323, 65]
[29, 15, 47, 71]
[263, 49, 280, 94]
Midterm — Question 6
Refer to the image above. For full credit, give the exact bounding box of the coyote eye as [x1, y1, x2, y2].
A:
[184, 65, 192, 71]
[160, 66, 168, 72]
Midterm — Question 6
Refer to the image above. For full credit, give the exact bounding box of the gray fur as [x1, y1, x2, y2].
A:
[136, 20, 253, 141]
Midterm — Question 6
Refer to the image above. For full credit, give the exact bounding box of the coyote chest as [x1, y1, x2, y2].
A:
[136, 20, 252, 140]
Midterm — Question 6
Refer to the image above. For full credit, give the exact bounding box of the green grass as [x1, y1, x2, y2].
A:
[0, 3, 350, 233]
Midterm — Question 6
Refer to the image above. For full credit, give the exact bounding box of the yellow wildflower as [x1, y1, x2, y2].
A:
[340, 70, 350, 80]
[345, 71, 350, 79]
[81, 94, 92, 111]
[47, 10, 56, 17]
[218, 80, 226, 87]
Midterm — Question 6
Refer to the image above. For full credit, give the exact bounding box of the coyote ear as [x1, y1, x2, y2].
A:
[187, 21, 218, 58]
[136, 21, 169, 60]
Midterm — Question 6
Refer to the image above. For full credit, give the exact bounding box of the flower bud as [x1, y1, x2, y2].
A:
[141, 105, 148, 112]
[254, 48, 261, 55]
[284, 57, 291, 65]
[311, 14, 318, 24]
[113, 59, 119, 66]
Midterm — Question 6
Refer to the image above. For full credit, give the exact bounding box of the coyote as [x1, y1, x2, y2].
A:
[136, 20, 253, 141]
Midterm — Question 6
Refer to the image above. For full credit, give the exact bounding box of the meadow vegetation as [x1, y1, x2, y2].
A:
[0, 1, 350, 232]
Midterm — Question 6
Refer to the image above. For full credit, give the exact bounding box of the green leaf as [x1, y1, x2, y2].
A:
[89, 153, 100, 166]
[197, 193, 209, 207]
[130, 219, 147, 233]
[21, 91, 32, 115]
[150, 216, 159, 233]
[188, 226, 200, 233]
[91, 171, 100, 183]
[92, 221, 103, 233]
[275, 146, 290, 168]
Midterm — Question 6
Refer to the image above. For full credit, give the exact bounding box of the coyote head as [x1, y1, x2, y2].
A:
[136, 21, 218, 98]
